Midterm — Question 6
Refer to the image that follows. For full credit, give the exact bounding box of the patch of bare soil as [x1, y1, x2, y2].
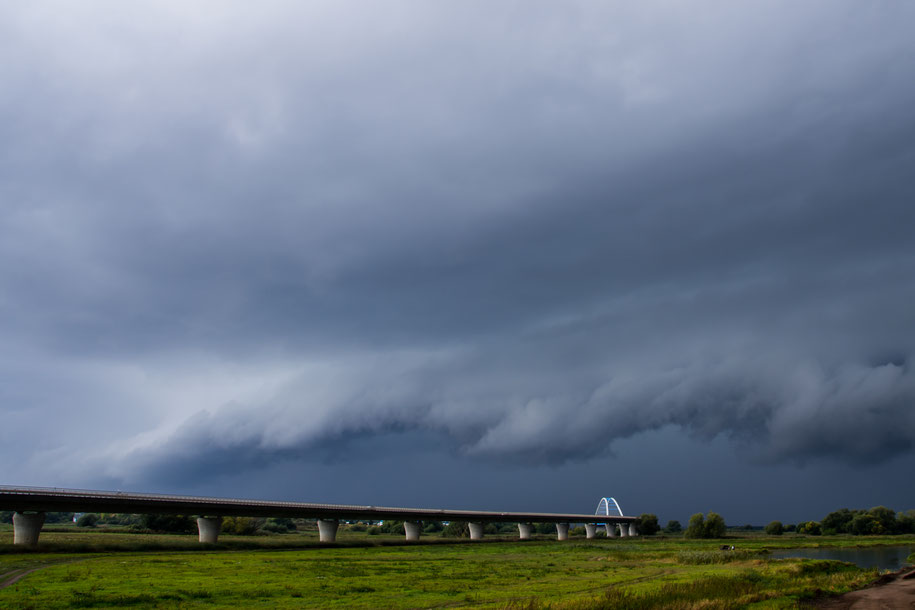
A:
[0, 566, 45, 590]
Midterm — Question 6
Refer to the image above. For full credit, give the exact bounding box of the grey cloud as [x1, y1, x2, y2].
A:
[96, 345, 915, 489]
[2, 1, 915, 514]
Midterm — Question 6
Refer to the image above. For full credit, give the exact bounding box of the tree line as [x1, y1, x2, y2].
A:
[765, 506, 915, 536]
[0, 511, 297, 535]
[8, 507, 911, 538]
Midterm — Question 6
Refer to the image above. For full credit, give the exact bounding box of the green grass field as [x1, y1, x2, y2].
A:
[1, 528, 911, 608]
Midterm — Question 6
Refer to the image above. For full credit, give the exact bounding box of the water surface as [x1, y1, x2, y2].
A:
[769, 545, 914, 571]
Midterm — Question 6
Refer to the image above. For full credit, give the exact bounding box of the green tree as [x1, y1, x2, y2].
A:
[685, 513, 706, 539]
[423, 521, 443, 533]
[76, 513, 99, 528]
[535, 522, 555, 535]
[442, 521, 469, 537]
[262, 517, 296, 533]
[379, 520, 404, 534]
[45, 512, 76, 524]
[684, 512, 726, 538]
[822, 508, 856, 534]
[704, 512, 727, 538]
[849, 513, 876, 536]
[222, 516, 259, 535]
[140, 514, 195, 534]
[867, 506, 897, 534]
[663, 520, 682, 534]
[636, 513, 660, 536]
[764, 521, 783, 535]
[897, 510, 915, 534]
[799, 521, 822, 536]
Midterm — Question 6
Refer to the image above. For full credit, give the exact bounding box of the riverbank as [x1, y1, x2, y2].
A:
[814, 565, 915, 608]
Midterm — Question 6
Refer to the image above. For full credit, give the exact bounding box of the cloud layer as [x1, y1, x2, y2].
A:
[2, 1, 915, 504]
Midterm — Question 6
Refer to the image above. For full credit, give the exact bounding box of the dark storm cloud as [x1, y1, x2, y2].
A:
[2, 1, 915, 495]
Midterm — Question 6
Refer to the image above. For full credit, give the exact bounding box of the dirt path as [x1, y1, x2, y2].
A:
[0, 558, 88, 591]
[0, 566, 47, 590]
[816, 567, 915, 609]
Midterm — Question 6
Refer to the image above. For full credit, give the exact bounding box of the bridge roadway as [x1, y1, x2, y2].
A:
[1, 486, 637, 546]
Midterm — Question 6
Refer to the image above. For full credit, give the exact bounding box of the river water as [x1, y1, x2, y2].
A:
[769, 545, 914, 571]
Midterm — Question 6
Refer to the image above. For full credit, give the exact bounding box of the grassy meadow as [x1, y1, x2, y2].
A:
[1, 525, 912, 608]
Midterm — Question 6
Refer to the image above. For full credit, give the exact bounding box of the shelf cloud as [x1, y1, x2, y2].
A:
[2, 1, 915, 517]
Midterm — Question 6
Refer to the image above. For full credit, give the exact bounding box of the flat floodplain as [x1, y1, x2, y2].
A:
[1, 531, 911, 608]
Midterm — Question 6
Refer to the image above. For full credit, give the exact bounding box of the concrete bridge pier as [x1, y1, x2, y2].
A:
[403, 521, 422, 541]
[605, 523, 617, 537]
[13, 512, 45, 546]
[619, 523, 629, 537]
[468, 522, 484, 540]
[584, 524, 597, 539]
[517, 523, 533, 539]
[197, 517, 222, 544]
[628, 523, 638, 537]
[317, 519, 339, 542]
[556, 522, 569, 541]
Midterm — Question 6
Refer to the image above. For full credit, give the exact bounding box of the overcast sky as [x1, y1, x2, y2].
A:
[2, 1, 915, 525]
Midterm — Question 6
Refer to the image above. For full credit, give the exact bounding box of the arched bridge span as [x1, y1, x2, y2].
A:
[0, 486, 637, 546]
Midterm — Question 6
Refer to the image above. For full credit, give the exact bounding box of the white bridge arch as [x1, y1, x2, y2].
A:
[595, 497, 623, 518]
[589, 497, 637, 538]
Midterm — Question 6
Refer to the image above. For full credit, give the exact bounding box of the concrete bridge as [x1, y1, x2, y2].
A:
[1, 486, 638, 546]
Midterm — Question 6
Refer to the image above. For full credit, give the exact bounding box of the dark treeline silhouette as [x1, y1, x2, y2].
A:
[820, 507, 915, 535]
[765, 507, 915, 536]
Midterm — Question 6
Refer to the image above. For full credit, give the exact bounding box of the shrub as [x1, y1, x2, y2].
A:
[685, 513, 706, 539]
[139, 514, 196, 534]
[377, 520, 404, 535]
[663, 520, 682, 534]
[765, 521, 784, 535]
[798, 521, 822, 536]
[423, 521, 443, 533]
[45, 512, 76, 524]
[704, 512, 727, 538]
[222, 516, 259, 535]
[535, 522, 555, 535]
[262, 517, 296, 533]
[677, 549, 758, 564]
[684, 512, 727, 538]
[495, 522, 516, 534]
[76, 513, 99, 528]
[442, 521, 469, 538]
[636, 513, 660, 536]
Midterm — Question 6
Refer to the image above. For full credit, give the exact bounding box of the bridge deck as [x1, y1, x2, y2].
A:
[0, 486, 634, 523]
